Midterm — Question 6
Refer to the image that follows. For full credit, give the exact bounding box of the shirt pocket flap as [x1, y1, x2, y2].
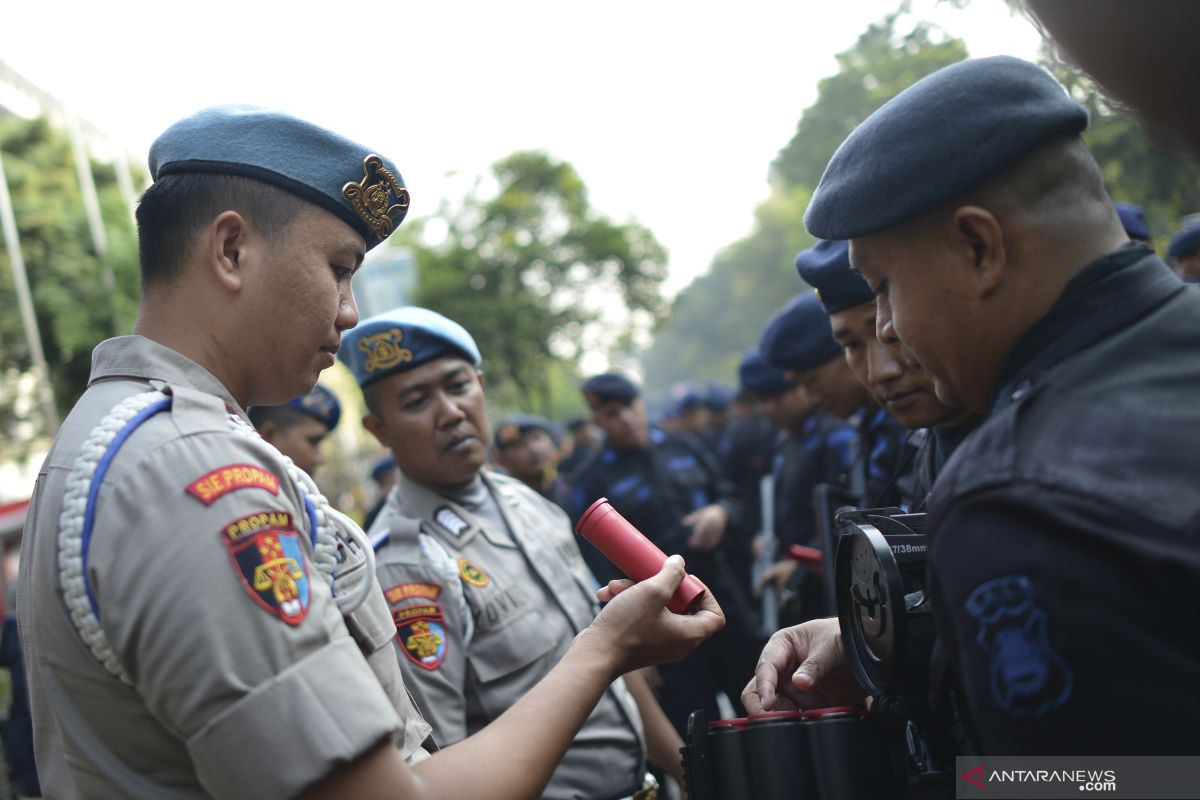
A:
[467, 609, 559, 683]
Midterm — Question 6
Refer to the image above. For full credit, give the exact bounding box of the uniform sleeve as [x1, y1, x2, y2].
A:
[929, 487, 1200, 755]
[692, 438, 743, 531]
[376, 550, 471, 745]
[90, 432, 401, 799]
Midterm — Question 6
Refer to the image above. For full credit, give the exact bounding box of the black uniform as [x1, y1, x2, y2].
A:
[571, 428, 766, 735]
[718, 410, 777, 590]
[928, 244, 1200, 754]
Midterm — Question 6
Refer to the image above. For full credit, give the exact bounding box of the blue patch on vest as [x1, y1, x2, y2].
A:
[964, 575, 1073, 718]
[610, 476, 642, 497]
[667, 455, 698, 472]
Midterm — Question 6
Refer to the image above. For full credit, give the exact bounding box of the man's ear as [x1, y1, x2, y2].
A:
[256, 419, 280, 446]
[475, 369, 486, 388]
[208, 210, 251, 293]
[362, 412, 389, 448]
[953, 205, 1008, 298]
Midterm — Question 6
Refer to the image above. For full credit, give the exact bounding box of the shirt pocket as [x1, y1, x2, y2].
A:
[467, 607, 560, 684]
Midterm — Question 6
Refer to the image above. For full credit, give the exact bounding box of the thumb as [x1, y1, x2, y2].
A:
[643, 554, 687, 598]
[792, 633, 834, 690]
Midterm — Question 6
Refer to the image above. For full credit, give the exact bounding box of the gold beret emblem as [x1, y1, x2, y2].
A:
[359, 328, 414, 373]
[342, 155, 410, 241]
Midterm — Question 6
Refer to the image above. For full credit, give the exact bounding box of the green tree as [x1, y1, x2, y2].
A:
[409, 151, 668, 411]
[0, 116, 141, 458]
[642, 14, 965, 392]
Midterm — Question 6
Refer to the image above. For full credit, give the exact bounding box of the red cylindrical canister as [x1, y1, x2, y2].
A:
[575, 497, 707, 614]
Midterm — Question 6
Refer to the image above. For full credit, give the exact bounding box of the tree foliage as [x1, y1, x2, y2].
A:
[641, 14, 964, 393]
[410, 150, 668, 412]
[0, 116, 141, 458]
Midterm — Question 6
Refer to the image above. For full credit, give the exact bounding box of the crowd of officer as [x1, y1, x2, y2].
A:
[12, 13, 1200, 798]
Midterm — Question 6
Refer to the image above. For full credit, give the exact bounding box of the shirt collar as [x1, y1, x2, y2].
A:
[89, 335, 244, 414]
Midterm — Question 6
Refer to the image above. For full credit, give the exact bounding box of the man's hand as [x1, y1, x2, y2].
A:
[754, 559, 799, 597]
[682, 504, 728, 552]
[741, 617, 866, 713]
[585, 556, 724, 677]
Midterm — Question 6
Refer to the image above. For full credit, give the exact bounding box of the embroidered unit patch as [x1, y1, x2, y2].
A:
[965, 575, 1073, 718]
[385, 582, 442, 603]
[458, 558, 489, 587]
[188, 464, 280, 506]
[393, 604, 447, 670]
[223, 512, 310, 625]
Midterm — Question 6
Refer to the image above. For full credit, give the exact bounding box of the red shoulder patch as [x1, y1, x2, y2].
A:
[222, 511, 310, 625]
[187, 464, 280, 506]
[393, 604, 447, 670]
[385, 583, 442, 604]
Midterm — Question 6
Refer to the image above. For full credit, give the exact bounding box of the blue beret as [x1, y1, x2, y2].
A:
[702, 383, 733, 412]
[805, 56, 1089, 239]
[1167, 226, 1200, 260]
[795, 240, 874, 314]
[339, 306, 481, 388]
[760, 292, 843, 373]
[149, 105, 408, 251]
[582, 373, 641, 407]
[287, 384, 340, 430]
[1114, 202, 1151, 241]
[676, 390, 705, 416]
[493, 413, 555, 448]
[371, 453, 397, 481]
[738, 348, 795, 396]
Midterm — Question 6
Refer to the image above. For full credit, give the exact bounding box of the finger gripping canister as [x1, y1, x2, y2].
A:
[576, 498, 706, 614]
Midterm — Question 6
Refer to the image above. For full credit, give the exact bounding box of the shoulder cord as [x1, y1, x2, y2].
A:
[417, 533, 473, 646]
[58, 390, 375, 685]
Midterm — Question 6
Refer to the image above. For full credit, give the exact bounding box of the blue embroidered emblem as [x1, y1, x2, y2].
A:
[964, 575, 1072, 718]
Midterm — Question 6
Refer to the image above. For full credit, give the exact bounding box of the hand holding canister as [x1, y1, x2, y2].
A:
[576, 498, 707, 614]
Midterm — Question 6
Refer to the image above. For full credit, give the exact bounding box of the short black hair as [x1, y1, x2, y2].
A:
[135, 173, 306, 289]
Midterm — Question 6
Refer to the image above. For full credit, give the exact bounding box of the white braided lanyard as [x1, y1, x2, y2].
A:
[58, 389, 376, 685]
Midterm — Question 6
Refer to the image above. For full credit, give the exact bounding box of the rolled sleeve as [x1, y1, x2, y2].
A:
[189, 636, 400, 800]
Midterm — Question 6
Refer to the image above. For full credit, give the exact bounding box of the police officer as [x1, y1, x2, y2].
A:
[737, 349, 835, 625]
[341, 307, 685, 799]
[248, 383, 341, 477]
[759, 291, 913, 509]
[794, 239, 981, 508]
[572, 373, 766, 736]
[1166, 226, 1200, 282]
[747, 56, 1200, 755]
[17, 106, 723, 799]
[492, 412, 572, 511]
[1114, 202, 1153, 248]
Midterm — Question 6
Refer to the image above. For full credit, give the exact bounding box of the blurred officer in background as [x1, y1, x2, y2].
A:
[1114, 201, 1152, 248]
[492, 412, 572, 511]
[249, 383, 341, 477]
[748, 55, 1200, 755]
[573, 373, 766, 736]
[342, 307, 689, 799]
[1166, 226, 1200, 282]
[363, 452, 398, 531]
[19, 105, 721, 800]
[760, 291, 913, 509]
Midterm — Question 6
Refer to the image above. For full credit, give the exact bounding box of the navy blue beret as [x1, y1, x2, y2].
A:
[795, 240, 874, 315]
[1168, 226, 1200, 259]
[676, 390, 705, 415]
[371, 453, 397, 481]
[493, 413, 555, 448]
[703, 383, 733, 412]
[339, 306, 481, 388]
[760, 292, 843, 373]
[1114, 202, 1151, 241]
[805, 56, 1089, 239]
[288, 384, 341, 430]
[582, 373, 641, 407]
[149, 105, 408, 251]
[738, 348, 795, 396]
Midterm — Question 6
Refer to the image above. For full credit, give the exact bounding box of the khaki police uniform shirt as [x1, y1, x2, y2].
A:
[370, 470, 646, 800]
[16, 336, 430, 800]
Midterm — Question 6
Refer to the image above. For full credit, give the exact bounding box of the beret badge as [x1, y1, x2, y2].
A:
[359, 328, 415, 373]
[343, 155, 410, 241]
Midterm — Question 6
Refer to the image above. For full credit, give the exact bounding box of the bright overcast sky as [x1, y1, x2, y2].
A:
[1, 0, 1042, 296]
